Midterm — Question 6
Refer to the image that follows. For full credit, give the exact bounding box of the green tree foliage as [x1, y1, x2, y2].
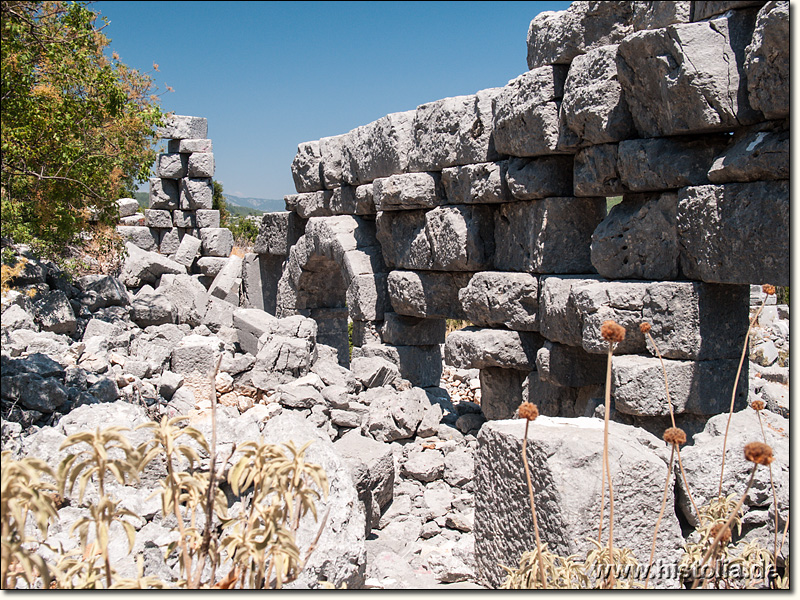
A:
[1, 1, 163, 257]
[211, 180, 229, 226]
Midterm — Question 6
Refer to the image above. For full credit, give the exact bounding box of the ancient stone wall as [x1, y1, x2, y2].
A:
[263, 0, 787, 440]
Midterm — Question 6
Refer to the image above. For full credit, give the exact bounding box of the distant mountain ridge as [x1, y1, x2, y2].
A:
[223, 194, 285, 213]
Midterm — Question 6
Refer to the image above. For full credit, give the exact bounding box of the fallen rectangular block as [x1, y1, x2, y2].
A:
[233, 307, 278, 356]
[444, 327, 545, 370]
[208, 255, 244, 304]
[174, 233, 202, 268]
[196, 256, 228, 278]
[387, 270, 471, 320]
[351, 343, 442, 388]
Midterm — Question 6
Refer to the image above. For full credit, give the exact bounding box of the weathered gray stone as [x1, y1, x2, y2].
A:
[444, 449, 474, 488]
[170, 334, 222, 376]
[693, 1, 766, 20]
[232, 307, 278, 356]
[524, 373, 601, 418]
[158, 227, 180, 255]
[342, 110, 415, 185]
[364, 386, 428, 442]
[459, 272, 539, 331]
[616, 9, 761, 137]
[536, 341, 606, 388]
[479, 367, 529, 420]
[409, 89, 501, 171]
[291, 140, 323, 193]
[346, 274, 390, 322]
[29, 290, 73, 335]
[195, 209, 220, 229]
[744, 1, 788, 119]
[284, 190, 334, 218]
[202, 296, 236, 332]
[1, 304, 37, 331]
[493, 197, 604, 273]
[276, 380, 323, 408]
[156, 153, 188, 179]
[402, 449, 445, 483]
[257, 334, 316, 379]
[187, 153, 214, 177]
[526, 2, 636, 69]
[196, 257, 228, 278]
[116, 198, 139, 218]
[504, 156, 573, 201]
[617, 136, 729, 191]
[77, 275, 129, 310]
[573, 143, 624, 196]
[591, 192, 679, 280]
[561, 44, 636, 147]
[199, 227, 233, 258]
[254, 211, 306, 256]
[2, 373, 68, 412]
[707, 123, 788, 183]
[441, 162, 510, 205]
[131, 288, 176, 328]
[116, 226, 159, 252]
[677, 181, 788, 286]
[171, 209, 195, 229]
[353, 184, 375, 215]
[475, 418, 683, 588]
[493, 66, 567, 157]
[538, 274, 605, 347]
[377, 205, 494, 271]
[167, 138, 212, 153]
[444, 327, 544, 371]
[632, 1, 692, 30]
[207, 255, 243, 303]
[149, 178, 179, 210]
[387, 271, 471, 320]
[173, 234, 202, 268]
[119, 214, 145, 227]
[373, 172, 443, 211]
[157, 115, 207, 140]
[179, 177, 213, 210]
[350, 356, 400, 389]
[158, 273, 209, 327]
[351, 344, 442, 389]
[119, 242, 186, 288]
[319, 134, 347, 190]
[380, 312, 445, 346]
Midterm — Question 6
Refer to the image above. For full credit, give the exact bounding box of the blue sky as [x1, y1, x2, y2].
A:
[94, 1, 571, 200]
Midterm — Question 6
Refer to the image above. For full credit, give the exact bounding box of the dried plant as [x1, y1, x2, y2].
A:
[517, 402, 546, 589]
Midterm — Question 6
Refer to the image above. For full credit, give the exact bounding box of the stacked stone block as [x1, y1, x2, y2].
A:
[115, 115, 234, 290]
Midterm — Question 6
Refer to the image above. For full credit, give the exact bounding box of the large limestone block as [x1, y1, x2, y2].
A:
[743, 1, 788, 119]
[478, 367, 529, 420]
[157, 115, 207, 140]
[291, 140, 323, 193]
[590, 192, 680, 280]
[376, 205, 494, 271]
[444, 327, 544, 371]
[196, 209, 220, 229]
[373, 172, 443, 211]
[387, 270, 471, 320]
[199, 227, 234, 258]
[208, 255, 244, 303]
[408, 88, 501, 171]
[632, 1, 692, 30]
[167, 138, 212, 153]
[363, 386, 429, 443]
[493, 197, 604, 273]
[144, 209, 172, 229]
[187, 152, 215, 178]
[131, 288, 177, 328]
[155, 153, 187, 179]
[538, 275, 602, 347]
[458, 272, 539, 331]
[284, 190, 334, 218]
[116, 225, 159, 252]
[346, 273, 390, 321]
[119, 242, 186, 288]
[158, 273, 210, 327]
[677, 181, 788, 286]
[441, 161, 510, 205]
[254, 211, 306, 256]
[342, 110, 415, 185]
[232, 307, 278, 356]
[560, 44, 636, 147]
[611, 354, 747, 416]
[319, 134, 347, 190]
[617, 136, 729, 192]
[526, 1, 636, 69]
[173, 233, 202, 268]
[475, 418, 683, 588]
[171, 333, 222, 376]
[149, 177, 178, 210]
[505, 156, 573, 201]
[536, 340, 606, 388]
[116, 197, 139, 218]
[380, 312, 445, 346]
[616, 9, 761, 137]
[260, 412, 367, 588]
[32, 290, 76, 335]
[493, 66, 567, 157]
[179, 177, 213, 210]
[573, 143, 624, 196]
[707, 123, 788, 183]
[351, 344, 442, 388]
[159, 227, 181, 255]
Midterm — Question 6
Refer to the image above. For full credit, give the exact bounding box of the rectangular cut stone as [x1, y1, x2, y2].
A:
[149, 177, 179, 210]
[573, 144, 624, 196]
[611, 355, 748, 416]
[187, 153, 215, 177]
[168, 138, 213, 153]
[310, 307, 350, 366]
[707, 123, 788, 184]
[144, 209, 172, 229]
[173, 210, 196, 229]
[117, 197, 139, 218]
[342, 247, 386, 281]
[208, 255, 244, 303]
[157, 115, 208, 140]
[196, 256, 228, 278]
[616, 9, 761, 138]
[354, 184, 376, 215]
[159, 227, 182, 255]
[617, 136, 729, 192]
[493, 66, 568, 157]
[459, 271, 539, 331]
[373, 172, 443, 211]
[377, 205, 494, 271]
[342, 110, 415, 185]
[351, 344, 442, 388]
[116, 225, 159, 253]
[380, 312, 446, 346]
[536, 341, 606, 387]
[493, 197, 604, 273]
[199, 228, 234, 258]
[195, 209, 220, 229]
[632, 1, 691, 31]
[409, 88, 501, 171]
[444, 327, 545, 370]
[677, 181, 789, 286]
[744, 2, 789, 120]
[319, 134, 347, 190]
[180, 178, 213, 210]
[174, 234, 202, 268]
[291, 140, 323, 193]
[284, 191, 334, 218]
[346, 273, 390, 321]
[539, 275, 604, 347]
[480, 367, 530, 420]
[156, 153, 188, 179]
[387, 270, 472, 320]
[441, 162, 510, 204]
[524, 376, 601, 419]
[254, 211, 306, 256]
[233, 307, 278, 356]
[505, 156, 573, 200]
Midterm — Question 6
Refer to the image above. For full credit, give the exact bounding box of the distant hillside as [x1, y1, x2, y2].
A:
[224, 194, 285, 213]
[133, 191, 148, 210]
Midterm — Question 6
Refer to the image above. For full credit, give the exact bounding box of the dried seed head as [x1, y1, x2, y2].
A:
[639, 322, 652, 334]
[744, 441, 774, 466]
[710, 522, 732, 545]
[519, 402, 539, 421]
[750, 399, 765, 411]
[663, 427, 687, 446]
[762, 284, 776, 296]
[601, 320, 626, 343]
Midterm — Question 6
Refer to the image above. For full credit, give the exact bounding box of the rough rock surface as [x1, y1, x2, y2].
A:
[743, 1, 789, 120]
[458, 272, 539, 331]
